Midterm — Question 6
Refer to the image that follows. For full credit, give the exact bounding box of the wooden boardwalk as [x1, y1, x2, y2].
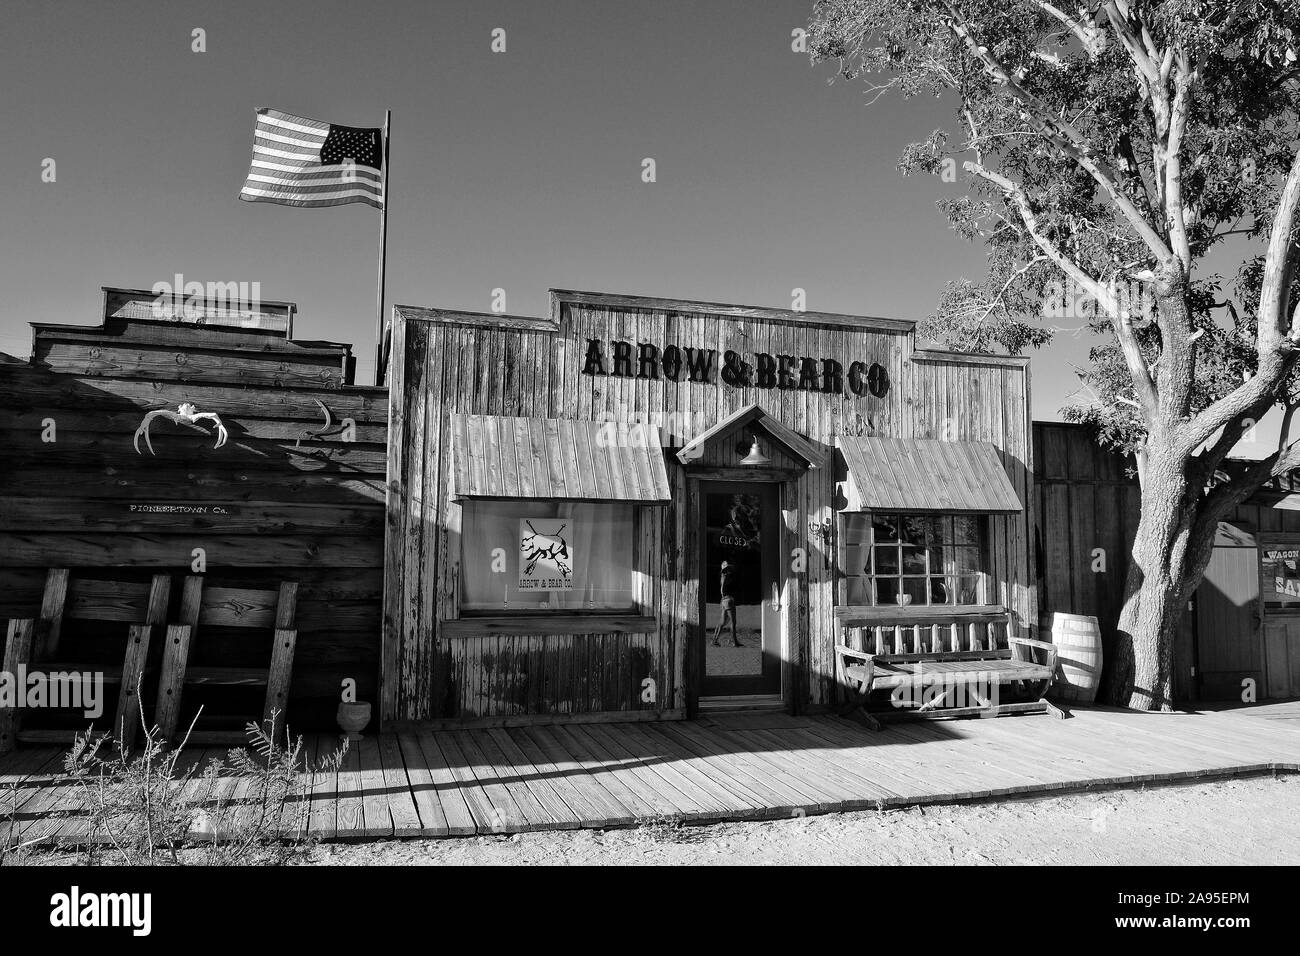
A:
[3, 707, 1298, 844]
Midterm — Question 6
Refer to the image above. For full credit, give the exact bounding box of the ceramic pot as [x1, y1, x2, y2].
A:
[336, 701, 371, 740]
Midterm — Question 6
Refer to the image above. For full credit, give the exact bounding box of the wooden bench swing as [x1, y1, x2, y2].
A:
[835, 605, 1067, 731]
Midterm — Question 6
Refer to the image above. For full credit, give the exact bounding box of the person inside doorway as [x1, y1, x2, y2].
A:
[712, 559, 741, 647]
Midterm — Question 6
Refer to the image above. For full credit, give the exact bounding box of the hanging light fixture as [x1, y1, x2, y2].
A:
[740, 434, 771, 466]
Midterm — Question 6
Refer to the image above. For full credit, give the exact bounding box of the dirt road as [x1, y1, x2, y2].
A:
[309, 772, 1299, 866]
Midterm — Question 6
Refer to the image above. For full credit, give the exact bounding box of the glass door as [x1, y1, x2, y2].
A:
[699, 481, 781, 697]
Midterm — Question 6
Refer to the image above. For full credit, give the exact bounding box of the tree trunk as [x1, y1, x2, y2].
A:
[1106, 447, 1192, 710]
[1106, 445, 1222, 710]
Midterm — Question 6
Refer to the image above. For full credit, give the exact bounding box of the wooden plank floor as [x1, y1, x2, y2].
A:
[2, 707, 1297, 845]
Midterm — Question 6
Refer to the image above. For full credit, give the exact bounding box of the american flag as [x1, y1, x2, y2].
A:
[238, 108, 384, 209]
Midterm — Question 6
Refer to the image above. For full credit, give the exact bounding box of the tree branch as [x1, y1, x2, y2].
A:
[1181, 146, 1300, 451]
[940, 1, 1174, 265]
[965, 157, 1159, 417]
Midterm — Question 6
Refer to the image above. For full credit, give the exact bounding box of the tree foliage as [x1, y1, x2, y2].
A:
[810, 0, 1300, 457]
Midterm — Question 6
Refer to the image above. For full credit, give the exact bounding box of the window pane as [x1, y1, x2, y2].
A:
[842, 513, 871, 547]
[853, 513, 989, 608]
[874, 577, 900, 605]
[900, 545, 926, 574]
[952, 515, 979, 544]
[899, 578, 927, 606]
[459, 501, 636, 611]
[845, 575, 870, 605]
[898, 515, 926, 544]
[928, 577, 955, 605]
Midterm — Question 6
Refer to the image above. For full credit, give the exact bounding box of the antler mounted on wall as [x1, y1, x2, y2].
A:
[295, 398, 349, 448]
[133, 402, 229, 456]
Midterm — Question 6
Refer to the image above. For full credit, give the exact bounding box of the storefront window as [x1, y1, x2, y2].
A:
[458, 501, 637, 612]
[840, 513, 987, 606]
[1262, 545, 1300, 607]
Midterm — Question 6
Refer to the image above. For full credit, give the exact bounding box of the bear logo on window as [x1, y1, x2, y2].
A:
[520, 520, 572, 581]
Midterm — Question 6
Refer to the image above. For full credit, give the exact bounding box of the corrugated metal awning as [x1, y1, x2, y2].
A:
[837, 436, 1022, 513]
[449, 414, 672, 503]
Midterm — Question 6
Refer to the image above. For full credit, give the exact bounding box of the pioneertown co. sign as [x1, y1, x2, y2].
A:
[582, 338, 890, 398]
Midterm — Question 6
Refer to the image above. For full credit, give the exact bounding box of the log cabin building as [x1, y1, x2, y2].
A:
[1, 284, 1041, 739]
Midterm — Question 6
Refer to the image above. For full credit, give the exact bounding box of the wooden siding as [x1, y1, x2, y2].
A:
[384, 292, 1035, 725]
[909, 354, 1037, 656]
[0, 303, 385, 732]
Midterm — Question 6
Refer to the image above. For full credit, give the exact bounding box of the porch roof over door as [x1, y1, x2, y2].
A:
[836, 436, 1022, 513]
[448, 414, 672, 503]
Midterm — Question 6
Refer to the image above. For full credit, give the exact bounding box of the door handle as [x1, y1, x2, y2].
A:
[771, 582, 781, 611]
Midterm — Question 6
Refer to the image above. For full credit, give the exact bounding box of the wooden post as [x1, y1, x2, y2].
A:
[373, 109, 392, 387]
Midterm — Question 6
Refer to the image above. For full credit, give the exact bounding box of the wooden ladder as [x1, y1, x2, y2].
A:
[0, 569, 170, 753]
[154, 577, 299, 746]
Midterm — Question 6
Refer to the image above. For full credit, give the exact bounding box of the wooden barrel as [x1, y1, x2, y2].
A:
[1050, 612, 1103, 702]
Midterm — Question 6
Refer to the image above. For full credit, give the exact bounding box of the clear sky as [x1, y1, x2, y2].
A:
[0, 0, 1250, 431]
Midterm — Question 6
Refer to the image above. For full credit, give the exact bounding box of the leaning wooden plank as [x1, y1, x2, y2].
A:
[0, 620, 34, 753]
[153, 624, 193, 742]
[262, 628, 298, 739]
[34, 568, 70, 659]
[113, 623, 153, 753]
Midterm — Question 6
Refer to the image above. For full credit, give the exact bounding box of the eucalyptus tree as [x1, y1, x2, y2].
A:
[809, 1, 1300, 707]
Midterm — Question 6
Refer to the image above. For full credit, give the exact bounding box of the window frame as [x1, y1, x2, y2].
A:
[453, 498, 645, 619]
[837, 511, 991, 608]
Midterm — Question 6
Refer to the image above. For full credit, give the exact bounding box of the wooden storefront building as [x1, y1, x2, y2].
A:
[383, 290, 1035, 728]
[1, 285, 1037, 739]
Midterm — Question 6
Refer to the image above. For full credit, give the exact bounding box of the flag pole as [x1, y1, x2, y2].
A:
[373, 108, 392, 386]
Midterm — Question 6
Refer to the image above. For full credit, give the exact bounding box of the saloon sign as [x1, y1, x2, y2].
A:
[581, 338, 889, 398]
